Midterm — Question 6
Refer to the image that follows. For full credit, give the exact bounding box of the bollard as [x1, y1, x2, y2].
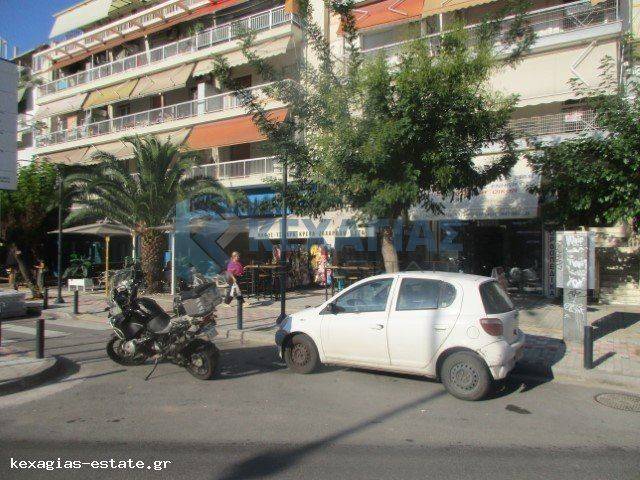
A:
[36, 318, 45, 359]
[73, 290, 79, 314]
[583, 325, 594, 370]
[236, 296, 244, 330]
[42, 288, 49, 310]
[325, 281, 328, 301]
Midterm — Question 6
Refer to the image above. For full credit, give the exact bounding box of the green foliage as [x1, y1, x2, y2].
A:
[212, 0, 533, 221]
[65, 135, 237, 230]
[528, 57, 640, 230]
[0, 161, 59, 252]
[63, 254, 93, 279]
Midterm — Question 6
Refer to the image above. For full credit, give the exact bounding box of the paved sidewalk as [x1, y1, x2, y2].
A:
[12, 288, 640, 390]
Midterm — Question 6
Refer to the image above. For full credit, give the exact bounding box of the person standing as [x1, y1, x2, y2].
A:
[225, 251, 244, 304]
[35, 258, 47, 294]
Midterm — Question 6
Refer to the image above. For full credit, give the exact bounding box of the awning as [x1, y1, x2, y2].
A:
[130, 64, 195, 97]
[50, 0, 112, 38]
[41, 147, 91, 165]
[422, 0, 498, 17]
[193, 37, 295, 77]
[86, 140, 135, 159]
[156, 128, 191, 146]
[34, 93, 88, 120]
[186, 108, 288, 150]
[82, 80, 138, 109]
[351, 0, 424, 31]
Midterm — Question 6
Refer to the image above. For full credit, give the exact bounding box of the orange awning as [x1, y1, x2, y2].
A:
[186, 109, 288, 150]
[422, 0, 498, 17]
[346, 0, 424, 32]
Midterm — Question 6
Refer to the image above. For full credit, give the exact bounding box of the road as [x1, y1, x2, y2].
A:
[0, 317, 639, 479]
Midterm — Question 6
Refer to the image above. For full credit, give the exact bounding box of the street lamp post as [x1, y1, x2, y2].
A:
[277, 159, 288, 323]
[55, 171, 65, 304]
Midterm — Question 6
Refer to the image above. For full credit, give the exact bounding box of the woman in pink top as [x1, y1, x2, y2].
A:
[225, 251, 244, 303]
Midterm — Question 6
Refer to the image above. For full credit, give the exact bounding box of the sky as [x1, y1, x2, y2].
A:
[0, 0, 77, 56]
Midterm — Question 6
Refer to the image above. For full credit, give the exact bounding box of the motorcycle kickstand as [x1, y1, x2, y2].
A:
[145, 356, 161, 381]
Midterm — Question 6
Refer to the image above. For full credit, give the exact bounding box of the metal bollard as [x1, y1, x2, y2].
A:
[236, 296, 244, 330]
[36, 318, 45, 359]
[73, 290, 79, 314]
[42, 288, 49, 310]
[583, 325, 594, 370]
[325, 281, 328, 301]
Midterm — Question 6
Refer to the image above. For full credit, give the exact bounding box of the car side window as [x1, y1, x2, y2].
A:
[333, 279, 394, 314]
[396, 279, 457, 311]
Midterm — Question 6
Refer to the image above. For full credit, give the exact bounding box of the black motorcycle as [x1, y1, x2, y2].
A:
[106, 266, 222, 380]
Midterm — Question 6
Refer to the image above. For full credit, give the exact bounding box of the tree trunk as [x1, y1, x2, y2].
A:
[10, 244, 40, 298]
[380, 225, 399, 273]
[140, 229, 166, 293]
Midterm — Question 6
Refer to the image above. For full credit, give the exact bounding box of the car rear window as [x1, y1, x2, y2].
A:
[479, 281, 514, 314]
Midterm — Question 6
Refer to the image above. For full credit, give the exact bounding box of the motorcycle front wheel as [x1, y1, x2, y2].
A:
[106, 336, 148, 366]
[186, 343, 220, 380]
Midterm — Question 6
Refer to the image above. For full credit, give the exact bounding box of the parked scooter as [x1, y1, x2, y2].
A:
[106, 265, 222, 380]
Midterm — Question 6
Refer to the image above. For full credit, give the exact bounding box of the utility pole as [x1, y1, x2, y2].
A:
[277, 159, 287, 323]
[55, 171, 65, 304]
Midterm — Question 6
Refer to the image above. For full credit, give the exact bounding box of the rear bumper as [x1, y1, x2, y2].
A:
[478, 331, 525, 380]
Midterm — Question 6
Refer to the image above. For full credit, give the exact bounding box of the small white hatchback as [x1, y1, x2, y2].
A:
[275, 272, 525, 400]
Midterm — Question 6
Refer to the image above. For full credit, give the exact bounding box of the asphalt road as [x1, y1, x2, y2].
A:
[0, 318, 639, 479]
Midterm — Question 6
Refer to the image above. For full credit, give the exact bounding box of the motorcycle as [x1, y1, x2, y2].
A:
[106, 265, 223, 380]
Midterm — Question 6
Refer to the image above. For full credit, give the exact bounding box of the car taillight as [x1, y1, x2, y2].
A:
[480, 318, 503, 336]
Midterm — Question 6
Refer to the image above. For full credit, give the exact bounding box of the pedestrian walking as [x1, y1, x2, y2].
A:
[224, 251, 244, 304]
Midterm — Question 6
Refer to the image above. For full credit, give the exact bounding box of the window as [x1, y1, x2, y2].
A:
[479, 281, 514, 314]
[396, 278, 457, 311]
[333, 279, 393, 314]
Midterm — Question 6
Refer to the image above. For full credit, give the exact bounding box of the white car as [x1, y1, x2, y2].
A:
[275, 272, 525, 401]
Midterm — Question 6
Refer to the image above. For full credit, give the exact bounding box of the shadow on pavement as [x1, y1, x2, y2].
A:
[214, 390, 447, 480]
[592, 311, 640, 341]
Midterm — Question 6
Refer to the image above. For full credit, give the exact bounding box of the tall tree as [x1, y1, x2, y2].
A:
[66, 136, 237, 292]
[528, 58, 640, 230]
[0, 162, 60, 297]
[212, 0, 534, 271]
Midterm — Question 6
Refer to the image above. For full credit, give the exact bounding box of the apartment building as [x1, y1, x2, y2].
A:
[29, 0, 630, 293]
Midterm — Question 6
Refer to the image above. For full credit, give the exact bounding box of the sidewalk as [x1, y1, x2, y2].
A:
[11, 288, 640, 390]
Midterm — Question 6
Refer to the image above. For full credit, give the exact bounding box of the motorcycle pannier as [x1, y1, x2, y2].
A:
[181, 285, 221, 317]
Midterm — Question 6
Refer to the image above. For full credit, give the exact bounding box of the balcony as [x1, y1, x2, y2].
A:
[38, 6, 295, 97]
[191, 156, 277, 180]
[362, 0, 620, 58]
[35, 83, 276, 148]
[509, 109, 597, 138]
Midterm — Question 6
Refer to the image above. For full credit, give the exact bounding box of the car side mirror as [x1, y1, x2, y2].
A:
[325, 302, 343, 314]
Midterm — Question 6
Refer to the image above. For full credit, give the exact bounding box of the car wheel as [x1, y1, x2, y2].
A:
[441, 351, 492, 401]
[284, 334, 319, 374]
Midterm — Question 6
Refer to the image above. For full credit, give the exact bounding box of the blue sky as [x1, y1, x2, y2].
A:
[0, 0, 77, 55]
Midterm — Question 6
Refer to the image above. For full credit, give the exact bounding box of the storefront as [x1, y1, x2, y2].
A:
[172, 159, 545, 292]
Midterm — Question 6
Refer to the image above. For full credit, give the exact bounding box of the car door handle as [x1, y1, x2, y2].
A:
[434, 325, 448, 331]
[370, 324, 384, 330]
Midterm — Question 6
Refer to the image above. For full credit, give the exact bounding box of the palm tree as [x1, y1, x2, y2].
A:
[66, 136, 236, 292]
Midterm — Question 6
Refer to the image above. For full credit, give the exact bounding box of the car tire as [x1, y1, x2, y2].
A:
[441, 351, 492, 401]
[284, 334, 320, 374]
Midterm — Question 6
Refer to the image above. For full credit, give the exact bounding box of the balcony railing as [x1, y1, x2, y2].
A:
[191, 157, 277, 180]
[38, 6, 294, 97]
[362, 0, 619, 57]
[36, 83, 275, 148]
[509, 109, 597, 137]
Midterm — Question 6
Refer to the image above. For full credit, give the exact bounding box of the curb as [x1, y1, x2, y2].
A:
[216, 326, 276, 345]
[0, 356, 67, 396]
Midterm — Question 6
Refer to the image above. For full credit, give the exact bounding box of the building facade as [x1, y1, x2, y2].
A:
[27, 0, 631, 293]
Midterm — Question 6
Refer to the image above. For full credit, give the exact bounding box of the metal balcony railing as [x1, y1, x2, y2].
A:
[38, 6, 295, 97]
[509, 109, 597, 137]
[35, 83, 276, 148]
[190, 156, 277, 180]
[362, 0, 619, 58]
